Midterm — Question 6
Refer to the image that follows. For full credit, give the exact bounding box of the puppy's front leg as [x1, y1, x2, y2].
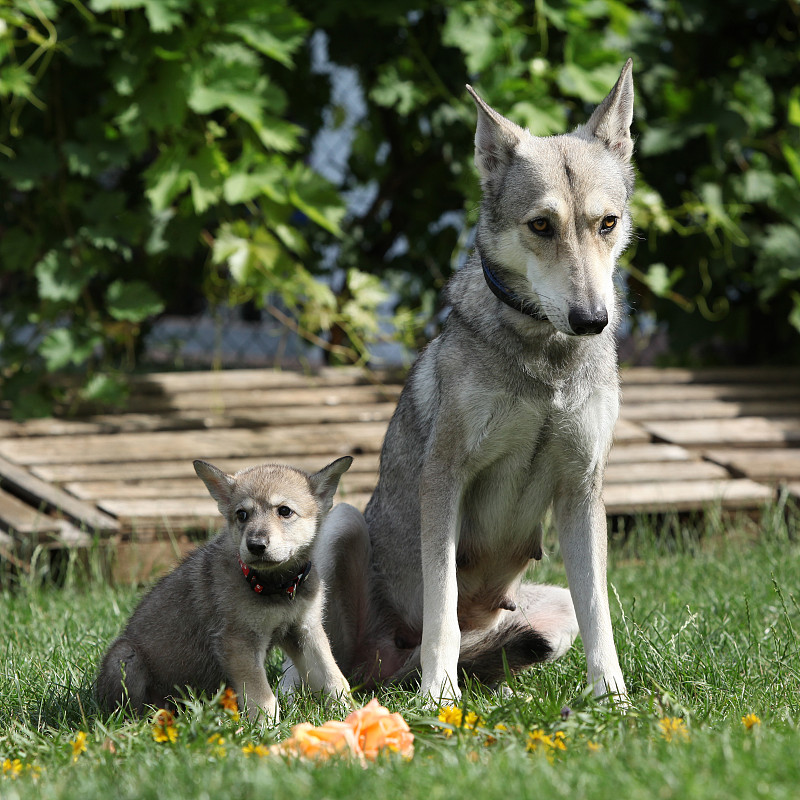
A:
[419, 472, 462, 703]
[280, 599, 353, 708]
[223, 637, 279, 724]
[555, 493, 626, 701]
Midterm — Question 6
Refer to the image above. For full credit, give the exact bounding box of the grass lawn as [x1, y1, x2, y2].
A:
[1, 499, 798, 799]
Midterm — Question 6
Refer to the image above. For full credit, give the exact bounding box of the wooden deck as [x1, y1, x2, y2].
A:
[1, 366, 798, 575]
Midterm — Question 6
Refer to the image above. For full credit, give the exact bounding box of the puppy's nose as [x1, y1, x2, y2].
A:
[568, 304, 608, 336]
[246, 538, 267, 556]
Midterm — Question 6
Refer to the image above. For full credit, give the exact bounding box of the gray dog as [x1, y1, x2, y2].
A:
[96, 457, 353, 722]
[299, 61, 635, 703]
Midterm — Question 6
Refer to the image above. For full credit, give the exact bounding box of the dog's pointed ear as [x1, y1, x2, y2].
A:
[308, 456, 353, 515]
[582, 58, 634, 162]
[194, 460, 235, 512]
[467, 85, 525, 184]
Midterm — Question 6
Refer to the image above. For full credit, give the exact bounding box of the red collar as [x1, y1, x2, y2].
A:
[238, 556, 312, 600]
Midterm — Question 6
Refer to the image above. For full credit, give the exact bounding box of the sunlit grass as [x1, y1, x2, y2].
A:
[1, 500, 798, 799]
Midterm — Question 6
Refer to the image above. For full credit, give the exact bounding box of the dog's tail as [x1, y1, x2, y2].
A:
[394, 582, 579, 687]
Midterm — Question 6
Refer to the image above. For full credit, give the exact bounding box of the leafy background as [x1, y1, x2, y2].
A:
[1, 0, 799, 417]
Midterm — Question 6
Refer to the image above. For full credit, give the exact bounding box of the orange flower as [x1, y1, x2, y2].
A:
[219, 688, 240, 720]
[271, 700, 414, 763]
[277, 720, 358, 761]
[345, 699, 414, 760]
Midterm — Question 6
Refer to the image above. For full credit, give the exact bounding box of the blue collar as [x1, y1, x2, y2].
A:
[480, 252, 548, 321]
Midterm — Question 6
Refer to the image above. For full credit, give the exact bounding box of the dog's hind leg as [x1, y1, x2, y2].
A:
[391, 583, 578, 688]
[307, 502, 372, 676]
[456, 583, 578, 685]
[95, 638, 152, 715]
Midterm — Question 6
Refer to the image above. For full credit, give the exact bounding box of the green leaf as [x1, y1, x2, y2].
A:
[80, 373, 130, 406]
[287, 165, 345, 236]
[39, 328, 100, 371]
[223, 164, 288, 205]
[35, 250, 91, 303]
[224, 14, 309, 69]
[106, 280, 165, 322]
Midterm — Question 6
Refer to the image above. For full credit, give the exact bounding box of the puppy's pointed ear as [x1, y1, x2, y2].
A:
[308, 456, 353, 515]
[194, 460, 235, 512]
[581, 58, 635, 162]
[466, 85, 525, 185]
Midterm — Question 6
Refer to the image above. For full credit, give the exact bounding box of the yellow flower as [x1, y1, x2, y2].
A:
[438, 705, 462, 737]
[242, 743, 271, 757]
[658, 717, 690, 743]
[437, 706, 484, 737]
[526, 729, 567, 762]
[587, 740, 602, 753]
[552, 731, 568, 751]
[151, 709, 178, 744]
[71, 731, 87, 762]
[742, 713, 761, 730]
[3, 758, 23, 779]
[219, 688, 240, 720]
[207, 734, 227, 758]
[527, 728, 553, 752]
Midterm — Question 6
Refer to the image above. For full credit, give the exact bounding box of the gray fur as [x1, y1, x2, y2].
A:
[309, 61, 635, 702]
[96, 457, 353, 722]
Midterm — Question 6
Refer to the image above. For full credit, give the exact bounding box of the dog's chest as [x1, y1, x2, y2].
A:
[457, 383, 613, 556]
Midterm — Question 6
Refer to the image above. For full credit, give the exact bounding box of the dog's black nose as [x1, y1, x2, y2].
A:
[568, 305, 608, 336]
[246, 538, 267, 556]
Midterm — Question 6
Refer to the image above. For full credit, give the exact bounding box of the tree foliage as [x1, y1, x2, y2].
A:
[1, 0, 799, 418]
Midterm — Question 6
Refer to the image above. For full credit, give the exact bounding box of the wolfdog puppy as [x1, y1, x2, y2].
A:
[96, 457, 353, 722]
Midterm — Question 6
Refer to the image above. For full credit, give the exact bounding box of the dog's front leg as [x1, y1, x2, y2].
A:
[554, 493, 627, 702]
[419, 471, 462, 703]
[223, 637, 279, 724]
[280, 601, 353, 709]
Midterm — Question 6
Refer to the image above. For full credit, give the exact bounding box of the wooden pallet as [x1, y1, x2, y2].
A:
[1, 366, 797, 578]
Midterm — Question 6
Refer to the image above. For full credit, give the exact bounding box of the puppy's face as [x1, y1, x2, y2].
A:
[193, 457, 352, 570]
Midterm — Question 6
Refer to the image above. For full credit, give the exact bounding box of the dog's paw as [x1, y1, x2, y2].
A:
[420, 674, 461, 707]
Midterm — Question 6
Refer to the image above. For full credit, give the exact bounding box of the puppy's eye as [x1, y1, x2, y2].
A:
[277, 505, 294, 519]
[528, 218, 553, 236]
[600, 215, 618, 233]
[235, 509, 248, 523]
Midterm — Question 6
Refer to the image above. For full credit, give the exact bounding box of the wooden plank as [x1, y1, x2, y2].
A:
[703, 448, 800, 482]
[644, 417, 800, 448]
[107, 538, 196, 584]
[124, 384, 403, 414]
[64, 472, 381, 501]
[604, 460, 729, 485]
[0, 487, 60, 535]
[786, 482, 800, 501]
[0, 454, 118, 534]
[612, 418, 650, 444]
[620, 400, 800, 422]
[0, 422, 390, 466]
[0, 403, 397, 438]
[127, 366, 383, 395]
[30, 453, 383, 484]
[98, 492, 371, 535]
[602, 478, 773, 515]
[98, 497, 220, 534]
[621, 367, 800, 385]
[607, 443, 691, 464]
[622, 383, 800, 404]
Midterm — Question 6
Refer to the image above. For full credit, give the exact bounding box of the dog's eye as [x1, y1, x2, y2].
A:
[277, 505, 294, 519]
[527, 218, 553, 236]
[600, 215, 618, 233]
[235, 509, 248, 523]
